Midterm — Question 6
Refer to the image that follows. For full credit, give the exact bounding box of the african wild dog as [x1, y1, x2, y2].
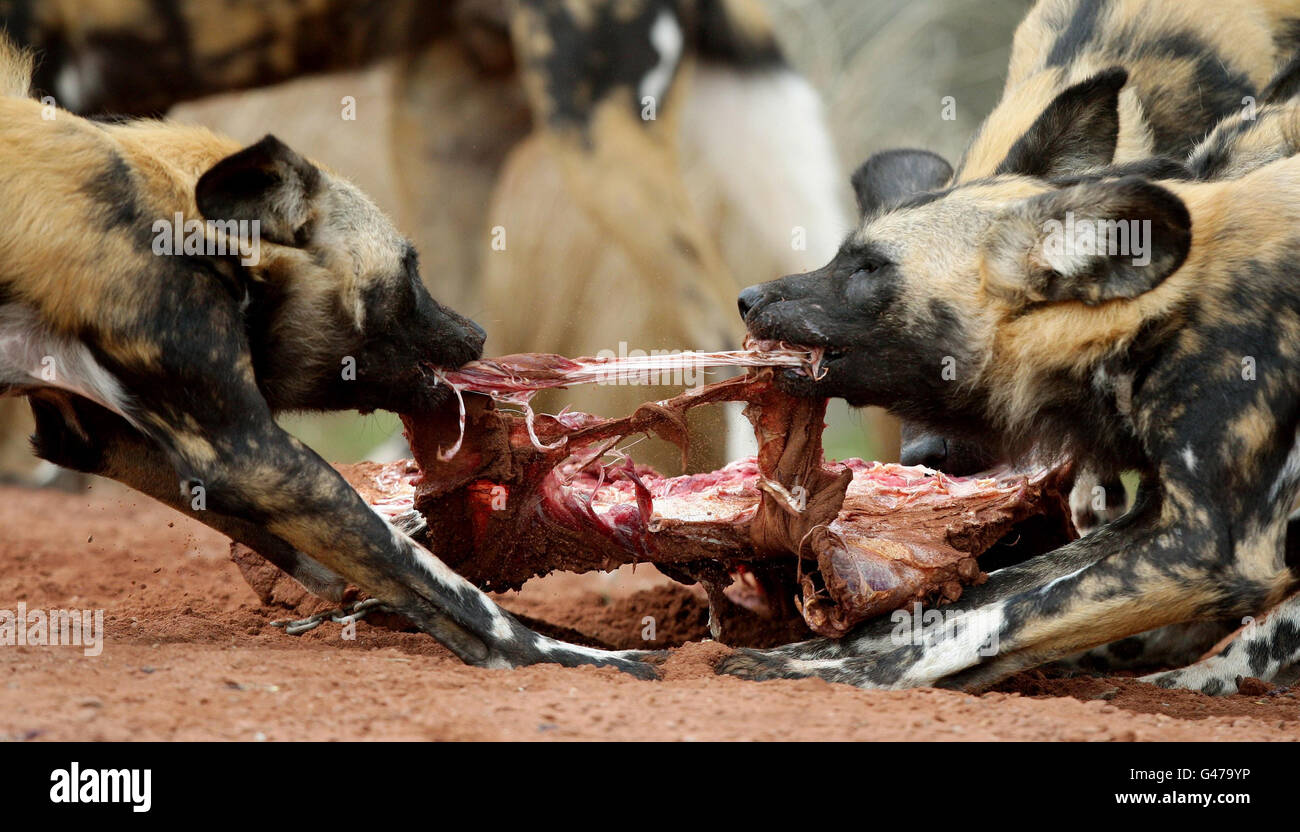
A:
[0, 35, 656, 676]
[1058, 85, 1300, 684]
[726, 89, 1300, 693]
[853, 0, 1300, 678]
[851, 0, 1300, 530]
[981, 58, 1300, 679]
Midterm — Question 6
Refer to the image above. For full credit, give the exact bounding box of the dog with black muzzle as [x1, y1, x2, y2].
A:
[0, 35, 656, 676]
[726, 117, 1300, 692]
[849, 0, 1300, 531]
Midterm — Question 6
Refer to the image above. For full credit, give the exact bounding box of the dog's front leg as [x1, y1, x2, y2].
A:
[27, 395, 348, 601]
[137, 405, 657, 675]
[33, 389, 656, 675]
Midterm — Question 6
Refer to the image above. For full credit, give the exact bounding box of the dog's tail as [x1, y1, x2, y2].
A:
[0, 32, 33, 98]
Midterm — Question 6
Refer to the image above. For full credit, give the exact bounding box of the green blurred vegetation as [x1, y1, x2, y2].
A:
[278, 410, 402, 463]
[823, 401, 887, 463]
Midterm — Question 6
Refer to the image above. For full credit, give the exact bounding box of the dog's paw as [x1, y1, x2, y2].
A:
[605, 648, 670, 678]
[522, 642, 663, 680]
[599, 654, 663, 681]
[641, 649, 673, 668]
[1140, 667, 1239, 696]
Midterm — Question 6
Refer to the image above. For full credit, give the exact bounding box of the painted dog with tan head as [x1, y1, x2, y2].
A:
[0, 34, 656, 676]
[725, 80, 1300, 695]
[853, 0, 1300, 531]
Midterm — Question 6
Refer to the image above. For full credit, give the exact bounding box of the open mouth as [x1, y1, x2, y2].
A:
[741, 337, 844, 381]
[247, 348, 1077, 644]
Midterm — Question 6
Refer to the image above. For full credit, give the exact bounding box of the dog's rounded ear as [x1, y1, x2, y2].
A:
[995, 67, 1128, 179]
[981, 176, 1191, 306]
[851, 149, 953, 218]
[196, 134, 322, 246]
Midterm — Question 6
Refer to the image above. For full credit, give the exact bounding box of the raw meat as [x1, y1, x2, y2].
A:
[308, 353, 1076, 642]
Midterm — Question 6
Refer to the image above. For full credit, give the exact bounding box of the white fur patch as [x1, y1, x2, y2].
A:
[897, 602, 1006, 686]
[1269, 427, 1300, 503]
[641, 10, 683, 106]
[1039, 239, 1094, 278]
[0, 303, 134, 424]
[535, 636, 643, 663]
[48, 49, 106, 115]
[385, 519, 468, 590]
[682, 67, 850, 271]
[1037, 564, 1088, 597]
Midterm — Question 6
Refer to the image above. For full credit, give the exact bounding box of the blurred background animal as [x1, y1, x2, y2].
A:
[0, 0, 1031, 484]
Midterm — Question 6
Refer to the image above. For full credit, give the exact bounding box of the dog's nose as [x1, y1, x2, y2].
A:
[900, 433, 948, 470]
[737, 285, 764, 319]
[466, 318, 487, 346]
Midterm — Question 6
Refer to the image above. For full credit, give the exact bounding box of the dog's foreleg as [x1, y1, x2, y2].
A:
[33, 394, 657, 674]
[718, 487, 1288, 690]
[719, 524, 1123, 688]
[140, 404, 658, 675]
[28, 395, 349, 601]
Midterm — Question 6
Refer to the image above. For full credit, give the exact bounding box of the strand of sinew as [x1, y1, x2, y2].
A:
[554, 347, 823, 385]
[430, 346, 824, 460]
[450, 346, 826, 394]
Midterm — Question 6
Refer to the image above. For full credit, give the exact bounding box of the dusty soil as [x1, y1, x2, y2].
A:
[1, 484, 1298, 741]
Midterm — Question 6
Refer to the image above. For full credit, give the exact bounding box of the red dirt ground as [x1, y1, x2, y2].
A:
[1, 484, 1298, 741]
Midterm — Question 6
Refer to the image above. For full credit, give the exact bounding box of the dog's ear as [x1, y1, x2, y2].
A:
[981, 176, 1191, 306]
[196, 134, 322, 246]
[851, 149, 953, 217]
[995, 68, 1128, 179]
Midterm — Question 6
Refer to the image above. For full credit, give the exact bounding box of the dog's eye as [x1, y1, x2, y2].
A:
[851, 261, 886, 280]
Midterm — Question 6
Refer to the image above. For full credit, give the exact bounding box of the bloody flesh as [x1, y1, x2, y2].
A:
[295, 353, 1075, 643]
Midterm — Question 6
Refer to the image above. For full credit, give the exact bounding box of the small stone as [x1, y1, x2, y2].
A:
[1237, 677, 1274, 696]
